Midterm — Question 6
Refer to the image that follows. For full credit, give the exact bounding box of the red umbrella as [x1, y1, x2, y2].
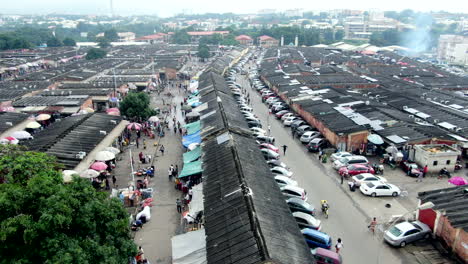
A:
[90, 161, 108, 171]
[127, 123, 142, 130]
[448, 177, 468, 186]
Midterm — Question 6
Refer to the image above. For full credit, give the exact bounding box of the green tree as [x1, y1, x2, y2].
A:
[335, 30, 344, 41]
[322, 29, 334, 44]
[85, 48, 107, 60]
[104, 28, 119, 41]
[197, 44, 210, 61]
[97, 37, 111, 48]
[62, 37, 76, 46]
[46, 36, 63, 47]
[0, 145, 137, 263]
[172, 30, 191, 44]
[220, 34, 239, 46]
[119, 92, 156, 120]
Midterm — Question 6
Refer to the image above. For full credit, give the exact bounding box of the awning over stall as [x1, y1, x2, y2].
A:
[182, 132, 201, 148]
[183, 146, 201, 164]
[184, 121, 201, 135]
[171, 229, 206, 264]
[179, 160, 202, 178]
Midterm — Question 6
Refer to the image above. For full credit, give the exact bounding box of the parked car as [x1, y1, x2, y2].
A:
[261, 148, 279, 160]
[351, 173, 387, 186]
[266, 159, 287, 168]
[400, 161, 422, 177]
[271, 166, 293, 177]
[300, 131, 321, 143]
[283, 116, 300, 126]
[330, 151, 352, 162]
[307, 138, 328, 152]
[247, 120, 262, 128]
[311, 248, 342, 264]
[384, 221, 431, 247]
[250, 127, 266, 134]
[240, 106, 253, 112]
[293, 212, 321, 230]
[291, 120, 306, 131]
[259, 143, 279, 153]
[286, 198, 315, 215]
[359, 182, 401, 197]
[272, 105, 289, 113]
[274, 175, 298, 187]
[245, 116, 260, 123]
[280, 185, 307, 201]
[296, 125, 314, 137]
[332, 155, 369, 170]
[281, 112, 295, 121]
[339, 164, 375, 176]
[256, 135, 275, 144]
[301, 228, 332, 249]
[275, 110, 290, 119]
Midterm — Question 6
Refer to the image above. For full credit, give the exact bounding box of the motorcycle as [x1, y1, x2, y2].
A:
[321, 203, 329, 219]
[372, 164, 384, 175]
[455, 162, 462, 171]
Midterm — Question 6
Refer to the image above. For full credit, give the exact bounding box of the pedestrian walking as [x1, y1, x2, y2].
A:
[340, 173, 344, 184]
[112, 175, 116, 187]
[168, 167, 173, 180]
[159, 144, 165, 156]
[423, 165, 428, 177]
[179, 127, 182, 134]
[175, 164, 179, 176]
[176, 199, 182, 213]
[292, 129, 296, 138]
[136, 138, 139, 148]
[318, 149, 323, 160]
[188, 188, 193, 201]
[368, 217, 377, 234]
[173, 126, 177, 133]
[282, 145, 288, 155]
[335, 238, 343, 254]
[416, 172, 423, 182]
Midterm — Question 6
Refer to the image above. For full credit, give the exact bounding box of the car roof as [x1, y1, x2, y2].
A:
[293, 211, 315, 221]
[354, 173, 375, 178]
[301, 228, 330, 239]
[275, 175, 291, 181]
[394, 221, 417, 232]
[281, 185, 304, 193]
[310, 138, 322, 143]
[287, 197, 305, 204]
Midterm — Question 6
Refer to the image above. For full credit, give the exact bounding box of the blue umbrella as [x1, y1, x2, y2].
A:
[190, 101, 202, 107]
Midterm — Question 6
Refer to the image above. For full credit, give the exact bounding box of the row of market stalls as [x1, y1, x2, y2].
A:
[170, 55, 314, 263]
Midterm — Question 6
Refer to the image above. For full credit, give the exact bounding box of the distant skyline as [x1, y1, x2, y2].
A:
[1, 0, 467, 18]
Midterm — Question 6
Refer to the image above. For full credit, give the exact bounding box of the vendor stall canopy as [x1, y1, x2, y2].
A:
[183, 146, 201, 164]
[179, 160, 202, 178]
[184, 121, 201, 135]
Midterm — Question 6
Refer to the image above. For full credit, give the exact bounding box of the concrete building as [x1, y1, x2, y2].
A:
[257, 35, 279, 48]
[235, 35, 253, 46]
[437, 35, 468, 65]
[96, 32, 136, 42]
[186, 31, 229, 43]
[413, 144, 461, 173]
[344, 17, 398, 39]
[284, 9, 303, 17]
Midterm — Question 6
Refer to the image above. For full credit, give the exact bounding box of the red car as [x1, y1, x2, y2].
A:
[339, 164, 375, 177]
[275, 110, 290, 119]
[400, 161, 421, 177]
[259, 143, 279, 153]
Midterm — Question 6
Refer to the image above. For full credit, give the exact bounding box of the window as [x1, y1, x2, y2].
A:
[433, 161, 438, 166]
[446, 160, 451, 165]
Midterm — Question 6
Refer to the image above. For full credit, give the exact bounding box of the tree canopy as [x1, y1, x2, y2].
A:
[119, 92, 156, 120]
[46, 36, 63, 47]
[97, 37, 111, 48]
[197, 44, 210, 60]
[104, 29, 119, 42]
[172, 30, 191, 44]
[86, 48, 107, 60]
[0, 145, 137, 263]
[63, 37, 76, 46]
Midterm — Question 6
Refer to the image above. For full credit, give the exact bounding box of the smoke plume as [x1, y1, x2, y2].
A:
[401, 13, 433, 55]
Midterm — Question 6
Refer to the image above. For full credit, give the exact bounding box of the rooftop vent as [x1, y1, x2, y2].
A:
[5, 122, 13, 126]
[99, 130, 107, 135]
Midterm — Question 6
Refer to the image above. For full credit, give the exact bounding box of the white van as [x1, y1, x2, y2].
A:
[333, 155, 369, 170]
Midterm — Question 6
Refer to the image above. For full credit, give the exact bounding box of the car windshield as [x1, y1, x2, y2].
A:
[409, 164, 418, 169]
[355, 175, 364, 180]
[302, 202, 312, 209]
[412, 223, 423, 230]
[339, 158, 349, 163]
[388, 226, 403, 237]
[366, 183, 375, 188]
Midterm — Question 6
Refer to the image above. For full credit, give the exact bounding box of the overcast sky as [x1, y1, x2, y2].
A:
[2, 0, 466, 18]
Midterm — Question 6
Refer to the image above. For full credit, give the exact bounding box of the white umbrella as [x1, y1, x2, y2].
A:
[80, 169, 100, 179]
[104, 147, 120, 154]
[36, 114, 51, 121]
[10, 131, 32, 140]
[148, 116, 160, 122]
[26, 121, 41, 129]
[367, 134, 384, 145]
[188, 143, 200, 151]
[62, 170, 78, 183]
[95, 150, 115, 161]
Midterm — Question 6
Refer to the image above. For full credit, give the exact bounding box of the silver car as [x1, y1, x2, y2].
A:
[384, 221, 432, 247]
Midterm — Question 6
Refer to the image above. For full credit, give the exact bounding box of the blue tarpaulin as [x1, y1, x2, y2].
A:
[182, 132, 201, 148]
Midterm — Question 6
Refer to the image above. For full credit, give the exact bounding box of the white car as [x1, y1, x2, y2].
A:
[330, 151, 352, 162]
[281, 113, 295, 121]
[261, 148, 279, 160]
[280, 185, 307, 201]
[292, 212, 321, 231]
[300, 131, 321, 143]
[271, 166, 293, 177]
[266, 160, 287, 168]
[360, 182, 401, 197]
[352, 173, 387, 187]
[274, 175, 298, 187]
[250, 127, 266, 134]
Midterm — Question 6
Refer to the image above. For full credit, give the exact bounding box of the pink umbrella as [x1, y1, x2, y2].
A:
[448, 177, 468, 186]
[90, 161, 108, 171]
[108, 111, 120, 116]
[106, 108, 120, 113]
[0, 136, 19, 145]
[127, 123, 142, 130]
[0, 106, 15, 112]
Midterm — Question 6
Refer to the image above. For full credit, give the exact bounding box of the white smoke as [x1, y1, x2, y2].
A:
[401, 14, 433, 55]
